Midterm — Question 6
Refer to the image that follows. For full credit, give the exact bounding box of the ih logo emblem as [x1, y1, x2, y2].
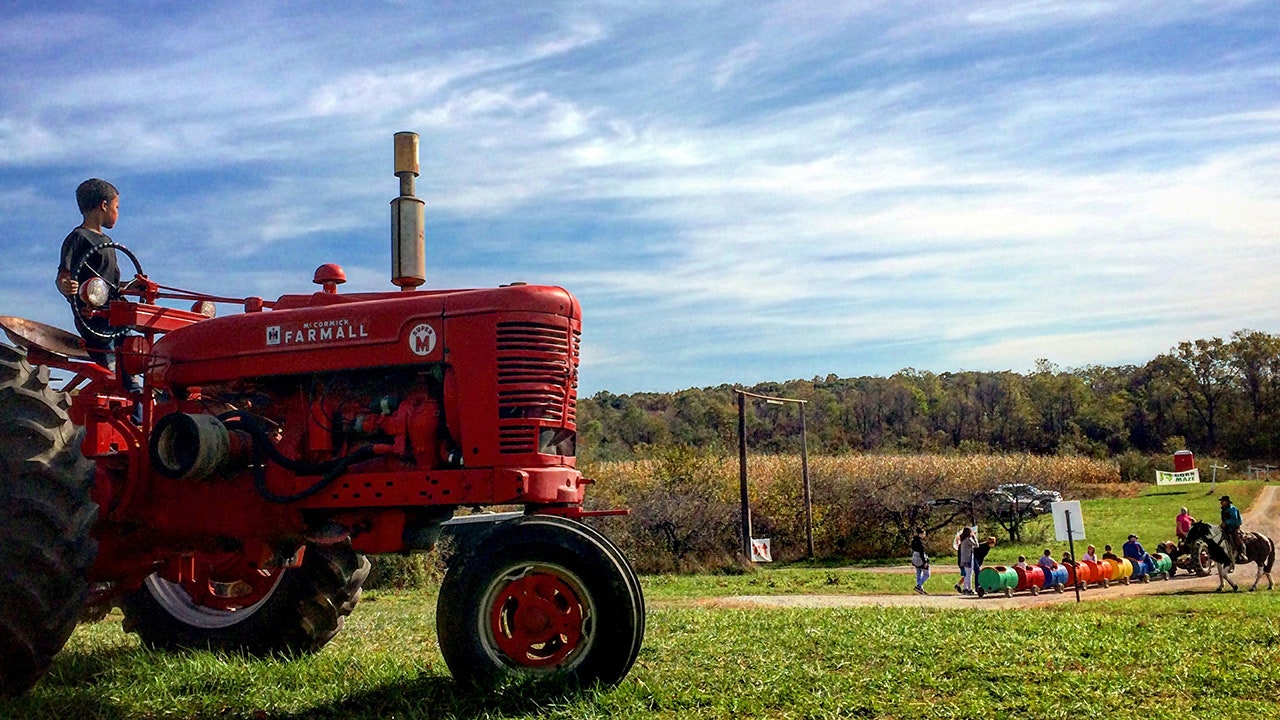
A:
[266, 326, 281, 346]
[408, 323, 437, 356]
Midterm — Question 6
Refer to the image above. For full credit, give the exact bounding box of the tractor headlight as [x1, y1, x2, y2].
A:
[79, 277, 111, 308]
[538, 428, 576, 457]
[191, 300, 217, 318]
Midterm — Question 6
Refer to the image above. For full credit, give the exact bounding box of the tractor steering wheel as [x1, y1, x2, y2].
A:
[72, 241, 146, 341]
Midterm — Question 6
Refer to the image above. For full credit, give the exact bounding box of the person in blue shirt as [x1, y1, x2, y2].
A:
[1036, 549, 1057, 572]
[1122, 534, 1153, 570]
[1220, 495, 1247, 564]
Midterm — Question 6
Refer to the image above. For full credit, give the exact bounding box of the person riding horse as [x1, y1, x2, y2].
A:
[1183, 520, 1275, 592]
[1220, 495, 1247, 564]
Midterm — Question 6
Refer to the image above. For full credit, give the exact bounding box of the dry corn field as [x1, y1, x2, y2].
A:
[584, 452, 1119, 572]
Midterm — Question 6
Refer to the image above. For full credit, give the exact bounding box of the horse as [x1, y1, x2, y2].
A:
[1183, 521, 1275, 592]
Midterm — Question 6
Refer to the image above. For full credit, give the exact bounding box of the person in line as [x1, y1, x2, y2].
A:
[972, 536, 996, 579]
[1175, 506, 1197, 541]
[1123, 534, 1155, 576]
[1101, 544, 1120, 561]
[1013, 555, 1029, 570]
[1220, 495, 1247, 564]
[956, 527, 976, 595]
[1037, 549, 1057, 572]
[910, 528, 930, 595]
[1082, 545, 1099, 563]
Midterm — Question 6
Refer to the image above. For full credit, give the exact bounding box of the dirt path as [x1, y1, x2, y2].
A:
[703, 486, 1279, 610]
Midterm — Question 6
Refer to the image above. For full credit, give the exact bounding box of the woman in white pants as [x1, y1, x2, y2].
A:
[956, 527, 976, 595]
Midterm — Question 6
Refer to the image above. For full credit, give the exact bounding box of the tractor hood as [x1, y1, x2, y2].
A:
[148, 284, 580, 389]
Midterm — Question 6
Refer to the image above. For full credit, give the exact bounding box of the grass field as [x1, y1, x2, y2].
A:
[5, 588, 1280, 719]
[3, 481, 1275, 719]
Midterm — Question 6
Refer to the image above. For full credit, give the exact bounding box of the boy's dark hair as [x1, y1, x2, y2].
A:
[76, 178, 118, 214]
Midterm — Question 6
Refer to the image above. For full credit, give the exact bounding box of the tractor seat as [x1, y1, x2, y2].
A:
[0, 316, 91, 361]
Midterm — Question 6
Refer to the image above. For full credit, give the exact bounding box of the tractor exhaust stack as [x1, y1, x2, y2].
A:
[391, 131, 426, 290]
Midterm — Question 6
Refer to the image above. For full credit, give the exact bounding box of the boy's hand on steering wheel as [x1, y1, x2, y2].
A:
[56, 271, 79, 298]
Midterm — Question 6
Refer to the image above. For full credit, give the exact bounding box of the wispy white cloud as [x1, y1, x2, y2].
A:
[2, 0, 1277, 393]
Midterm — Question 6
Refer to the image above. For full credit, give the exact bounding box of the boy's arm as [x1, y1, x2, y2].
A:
[56, 232, 83, 297]
[55, 268, 78, 297]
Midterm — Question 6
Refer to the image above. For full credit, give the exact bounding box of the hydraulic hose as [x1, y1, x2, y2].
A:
[222, 412, 377, 504]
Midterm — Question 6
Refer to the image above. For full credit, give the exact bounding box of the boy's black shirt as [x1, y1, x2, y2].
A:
[59, 226, 121, 346]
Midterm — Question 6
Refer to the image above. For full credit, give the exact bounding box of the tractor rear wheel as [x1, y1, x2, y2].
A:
[120, 543, 369, 655]
[436, 515, 644, 689]
[0, 345, 96, 698]
[1193, 543, 1213, 576]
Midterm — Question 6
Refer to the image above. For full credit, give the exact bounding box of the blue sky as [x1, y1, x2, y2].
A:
[3, 1, 1277, 396]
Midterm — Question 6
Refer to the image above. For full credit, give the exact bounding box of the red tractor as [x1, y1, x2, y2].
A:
[0, 133, 643, 698]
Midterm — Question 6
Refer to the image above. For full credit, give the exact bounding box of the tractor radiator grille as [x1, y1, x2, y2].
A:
[496, 321, 579, 454]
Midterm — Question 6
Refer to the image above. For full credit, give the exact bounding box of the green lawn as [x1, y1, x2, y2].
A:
[3, 480, 1276, 719]
[6, 588, 1280, 719]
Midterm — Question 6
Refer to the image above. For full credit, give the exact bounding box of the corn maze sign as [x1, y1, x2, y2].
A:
[1155, 468, 1201, 485]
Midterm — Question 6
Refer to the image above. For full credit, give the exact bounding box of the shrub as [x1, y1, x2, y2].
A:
[1116, 450, 1160, 483]
[364, 540, 452, 591]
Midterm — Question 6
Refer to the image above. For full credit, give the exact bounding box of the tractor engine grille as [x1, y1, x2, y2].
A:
[496, 321, 579, 454]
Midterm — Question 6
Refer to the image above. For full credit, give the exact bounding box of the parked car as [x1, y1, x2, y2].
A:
[977, 481, 1059, 515]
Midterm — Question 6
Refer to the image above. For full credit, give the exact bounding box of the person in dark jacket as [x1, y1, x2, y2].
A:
[910, 528, 930, 594]
[972, 536, 996, 578]
[1220, 495, 1247, 564]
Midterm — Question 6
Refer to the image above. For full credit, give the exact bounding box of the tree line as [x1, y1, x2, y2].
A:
[579, 329, 1280, 466]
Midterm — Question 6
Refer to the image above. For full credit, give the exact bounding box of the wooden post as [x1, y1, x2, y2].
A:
[737, 391, 751, 559]
[800, 402, 813, 559]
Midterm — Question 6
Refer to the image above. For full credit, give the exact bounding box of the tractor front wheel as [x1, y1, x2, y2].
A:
[120, 543, 369, 655]
[436, 516, 644, 689]
[0, 345, 96, 698]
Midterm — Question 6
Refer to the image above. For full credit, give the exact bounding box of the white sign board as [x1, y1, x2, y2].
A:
[1051, 501, 1085, 542]
[750, 538, 773, 563]
[1155, 468, 1201, 486]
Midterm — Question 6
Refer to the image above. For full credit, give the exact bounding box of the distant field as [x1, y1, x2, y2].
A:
[6, 586, 1279, 719]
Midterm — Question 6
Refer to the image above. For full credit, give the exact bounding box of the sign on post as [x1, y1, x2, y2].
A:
[750, 538, 772, 563]
[1051, 501, 1085, 542]
[1051, 501, 1086, 603]
[1155, 468, 1200, 486]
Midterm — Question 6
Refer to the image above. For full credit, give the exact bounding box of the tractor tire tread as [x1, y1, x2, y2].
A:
[120, 543, 369, 656]
[0, 347, 96, 699]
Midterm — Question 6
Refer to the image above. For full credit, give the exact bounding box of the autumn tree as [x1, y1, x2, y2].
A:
[1171, 338, 1236, 450]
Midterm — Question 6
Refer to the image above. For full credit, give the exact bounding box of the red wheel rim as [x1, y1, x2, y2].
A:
[487, 568, 586, 668]
[181, 552, 281, 612]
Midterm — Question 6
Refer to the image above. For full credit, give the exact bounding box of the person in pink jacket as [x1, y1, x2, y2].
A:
[1175, 507, 1196, 540]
